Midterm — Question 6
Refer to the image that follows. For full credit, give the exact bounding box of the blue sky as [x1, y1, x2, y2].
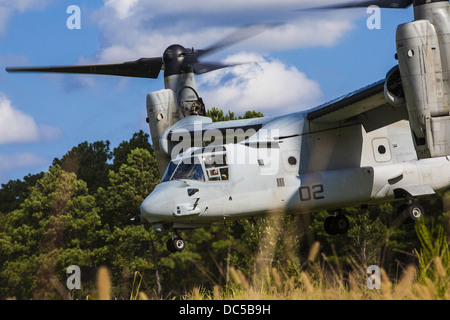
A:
[0, 0, 414, 185]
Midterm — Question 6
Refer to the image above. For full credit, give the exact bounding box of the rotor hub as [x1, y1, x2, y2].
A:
[163, 44, 193, 76]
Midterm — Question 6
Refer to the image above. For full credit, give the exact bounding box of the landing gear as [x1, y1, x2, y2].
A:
[397, 202, 424, 223]
[324, 211, 350, 235]
[166, 229, 186, 253]
[323, 201, 425, 236]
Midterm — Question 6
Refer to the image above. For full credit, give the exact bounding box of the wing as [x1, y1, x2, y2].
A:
[307, 80, 385, 122]
[307, 71, 408, 132]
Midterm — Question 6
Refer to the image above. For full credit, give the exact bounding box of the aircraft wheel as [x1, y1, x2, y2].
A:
[166, 237, 185, 252]
[324, 215, 349, 235]
[166, 238, 176, 252]
[404, 203, 424, 222]
[337, 215, 350, 234]
[172, 237, 186, 252]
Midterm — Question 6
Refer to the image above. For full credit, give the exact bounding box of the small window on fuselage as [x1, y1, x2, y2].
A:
[203, 152, 228, 181]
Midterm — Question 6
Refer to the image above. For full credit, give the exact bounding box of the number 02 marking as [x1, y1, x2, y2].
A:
[299, 184, 325, 201]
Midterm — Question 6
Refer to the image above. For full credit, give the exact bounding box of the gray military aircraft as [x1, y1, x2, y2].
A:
[7, 0, 450, 252]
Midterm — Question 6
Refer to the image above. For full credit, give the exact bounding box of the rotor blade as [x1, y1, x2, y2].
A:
[193, 62, 243, 75]
[197, 22, 282, 59]
[6, 57, 163, 79]
[298, 0, 413, 10]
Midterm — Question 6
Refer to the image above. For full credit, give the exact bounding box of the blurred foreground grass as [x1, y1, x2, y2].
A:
[94, 225, 449, 300]
[90, 252, 449, 300]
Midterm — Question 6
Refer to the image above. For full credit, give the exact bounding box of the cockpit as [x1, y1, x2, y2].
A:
[161, 146, 229, 183]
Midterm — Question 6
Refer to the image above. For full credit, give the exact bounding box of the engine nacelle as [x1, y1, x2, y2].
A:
[146, 89, 180, 176]
[396, 18, 450, 158]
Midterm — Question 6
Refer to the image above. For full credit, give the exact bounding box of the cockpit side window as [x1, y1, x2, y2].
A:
[204, 152, 229, 181]
[161, 160, 178, 182]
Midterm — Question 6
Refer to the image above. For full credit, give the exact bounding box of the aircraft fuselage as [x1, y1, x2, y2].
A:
[140, 110, 450, 229]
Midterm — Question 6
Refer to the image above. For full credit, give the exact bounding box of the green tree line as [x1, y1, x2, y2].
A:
[0, 108, 449, 299]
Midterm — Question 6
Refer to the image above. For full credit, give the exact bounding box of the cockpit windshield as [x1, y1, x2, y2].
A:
[161, 147, 229, 183]
[161, 157, 205, 182]
[171, 161, 205, 181]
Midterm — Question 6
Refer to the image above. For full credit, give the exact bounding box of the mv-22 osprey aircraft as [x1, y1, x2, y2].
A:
[7, 0, 450, 252]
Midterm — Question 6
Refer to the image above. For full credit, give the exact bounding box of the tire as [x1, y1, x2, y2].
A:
[324, 215, 349, 235]
[335, 215, 350, 234]
[404, 203, 424, 222]
[172, 237, 186, 252]
[166, 238, 176, 252]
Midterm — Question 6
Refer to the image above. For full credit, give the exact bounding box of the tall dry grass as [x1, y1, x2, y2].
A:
[84, 241, 449, 300]
[180, 215, 450, 300]
[181, 244, 449, 300]
[87, 215, 450, 300]
[96, 266, 111, 300]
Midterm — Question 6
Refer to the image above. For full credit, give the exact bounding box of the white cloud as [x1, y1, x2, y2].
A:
[197, 53, 323, 115]
[245, 18, 354, 51]
[90, 0, 358, 62]
[104, 0, 139, 20]
[0, 93, 63, 144]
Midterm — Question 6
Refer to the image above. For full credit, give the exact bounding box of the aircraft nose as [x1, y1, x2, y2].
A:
[140, 186, 170, 223]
